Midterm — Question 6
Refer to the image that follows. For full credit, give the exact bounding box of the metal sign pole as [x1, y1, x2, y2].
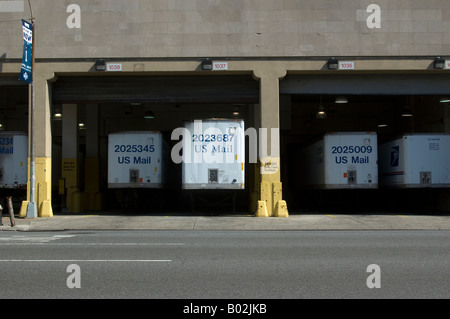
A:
[26, 1, 37, 218]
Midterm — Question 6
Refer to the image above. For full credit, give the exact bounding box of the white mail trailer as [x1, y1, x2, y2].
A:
[0, 132, 28, 189]
[182, 119, 245, 189]
[108, 131, 166, 188]
[299, 132, 378, 189]
[379, 134, 450, 188]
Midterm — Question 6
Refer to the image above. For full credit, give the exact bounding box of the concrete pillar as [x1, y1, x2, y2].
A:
[248, 103, 260, 214]
[62, 103, 82, 212]
[20, 71, 54, 217]
[253, 67, 289, 217]
[84, 104, 102, 210]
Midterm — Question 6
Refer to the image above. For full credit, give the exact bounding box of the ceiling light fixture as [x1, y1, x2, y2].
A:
[401, 107, 413, 117]
[144, 110, 155, 119]
[335, 96, 348, 104]
[316, 105, 327, 119]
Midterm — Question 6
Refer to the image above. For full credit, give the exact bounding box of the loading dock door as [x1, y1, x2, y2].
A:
[52, 75, 259, 104]
[280, 73, 450, 95]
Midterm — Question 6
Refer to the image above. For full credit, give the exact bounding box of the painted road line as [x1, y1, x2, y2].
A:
[0, 259, 172, 262]
[0, 242, 185, 246]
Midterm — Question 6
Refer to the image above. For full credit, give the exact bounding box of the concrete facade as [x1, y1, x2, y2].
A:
[1, 1, 450, 217]
[0, 0, 449, 58]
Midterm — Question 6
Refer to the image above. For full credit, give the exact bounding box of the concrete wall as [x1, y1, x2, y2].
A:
[1, 0, 450, 59]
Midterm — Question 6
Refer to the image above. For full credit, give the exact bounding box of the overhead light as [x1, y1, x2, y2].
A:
[95, 59, 106, 71]
[335, 96, 348, 104]
[53, 108, 62, 120]
[78, 122, 86, 129]
[0, 123, 4, 131]
[401, 107, 413, 117]
[328, 58, 339, 70]
[434, 57, 445, 69]
[144, 110, 155, 119]
[316, 105, 327, 119]
[201, 58, 213, 71]
[377, 122, 388, 128]
[439, 98, 450, 103]
[233, 112, 240, 116]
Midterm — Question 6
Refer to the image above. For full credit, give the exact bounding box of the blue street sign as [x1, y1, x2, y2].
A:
[19, 19, 33, 84]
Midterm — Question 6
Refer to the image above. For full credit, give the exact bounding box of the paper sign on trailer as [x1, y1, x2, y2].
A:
[379, 134, 450, 188]
[299, 132, 378, 189]
[108, 131, 167, 188]
[0, 132, 28, 189]
[182, 119, 245, 190]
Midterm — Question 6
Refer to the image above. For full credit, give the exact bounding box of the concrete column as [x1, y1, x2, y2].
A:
[248, 103, 260, 214]
[19, 71, 54, 217]
[84, 104, 102, 210]
[62, 103, 82, 212]
[253, 67, 289, 217]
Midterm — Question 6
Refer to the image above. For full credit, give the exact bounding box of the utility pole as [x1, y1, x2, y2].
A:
[25, 0, 37, 218]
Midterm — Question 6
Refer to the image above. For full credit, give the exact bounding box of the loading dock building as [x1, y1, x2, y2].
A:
[0, 1, 449, 217]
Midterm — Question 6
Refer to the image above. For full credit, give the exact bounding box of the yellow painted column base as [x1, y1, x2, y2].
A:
[255, 201, 269, 217]
[19, 200, 53, 217]
[19, 201, 28, 218]
[39, 200, 53, 217]
[255, 181, 289, 217]
[71, 191, 85, 213]
[274, 200, 289, 217]
[21, 157, 54, 218]
[94, 192, 104, 211]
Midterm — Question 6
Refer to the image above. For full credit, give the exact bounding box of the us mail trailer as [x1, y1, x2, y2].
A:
[108, 131, 167, 188]
[299, 132, 378, 189]
[182, 119, 245, 190]
[379, 134, 450, 188]
[0, 132, 27, 189]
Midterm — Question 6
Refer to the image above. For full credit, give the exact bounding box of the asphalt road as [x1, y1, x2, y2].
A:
[0, 230, 449, 300]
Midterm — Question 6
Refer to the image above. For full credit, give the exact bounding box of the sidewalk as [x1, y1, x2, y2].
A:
[2, 211, 450, 231]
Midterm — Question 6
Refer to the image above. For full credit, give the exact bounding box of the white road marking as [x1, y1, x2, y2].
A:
[1, 242, 184, 246]
[0, 260, 171, 262]
[0, 235, 75, 243]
